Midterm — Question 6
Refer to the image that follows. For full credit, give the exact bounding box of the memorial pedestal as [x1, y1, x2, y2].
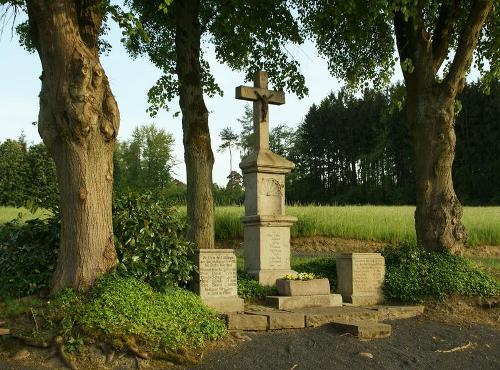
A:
[336, 253, 385, 306]
[193, 249, 244, 313]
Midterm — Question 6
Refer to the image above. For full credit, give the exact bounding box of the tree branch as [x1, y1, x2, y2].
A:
[431, 0, 460, 73]
[443, 0, 493, 94]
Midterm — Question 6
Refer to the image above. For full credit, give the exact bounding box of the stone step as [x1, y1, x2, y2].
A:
[368, 305, 425, 320]
[246, 311, 306, 330]
[292, 306, 379, 327]
[331, 321, 391, 340]
[266, 294, 342, 310]
[225, 313, 268, 331]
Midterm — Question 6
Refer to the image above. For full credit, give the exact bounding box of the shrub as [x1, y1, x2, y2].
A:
[34, 275, 227, 352]
[293, 258, 337, 291]
[113, 192, 195, 290]
[383, 242, 500, 302]
[81, 275, 227, 349]
[0, 216, 59, 298]
[0, 192, 196, 299]
[237, 273, 277, 302]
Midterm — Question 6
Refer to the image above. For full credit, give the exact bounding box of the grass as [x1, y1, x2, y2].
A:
[211, 205, 500, 246]
[2, 205, 500, 246]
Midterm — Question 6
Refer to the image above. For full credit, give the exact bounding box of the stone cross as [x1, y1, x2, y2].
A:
[235, 71, 285, 150]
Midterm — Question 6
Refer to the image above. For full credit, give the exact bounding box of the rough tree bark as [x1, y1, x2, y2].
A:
[26, 0, 119, 292]
[394, 0, 492, 252]
[174, 0, 215, 249]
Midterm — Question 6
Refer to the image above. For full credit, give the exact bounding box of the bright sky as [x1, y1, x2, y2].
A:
[0, 14, 402, 186]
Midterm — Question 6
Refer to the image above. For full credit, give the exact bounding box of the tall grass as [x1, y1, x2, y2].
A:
[2, 205, 499, 246]
[210, 205, 500, 246]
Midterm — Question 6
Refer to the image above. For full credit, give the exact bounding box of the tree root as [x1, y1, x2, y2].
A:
[10, 333, 77, 370]
[54, 336, 78, 370]
[126, 338, 150, 360]
[10, 334, 50, 348]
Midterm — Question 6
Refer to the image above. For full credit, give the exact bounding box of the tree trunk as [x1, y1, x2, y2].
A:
[407, 86, 467, 253]
[175, 0, 215, 249]
[27, 0, 119, 292]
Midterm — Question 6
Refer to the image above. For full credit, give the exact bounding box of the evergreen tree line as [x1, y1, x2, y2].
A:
[224, 80, 499, 205]
[285, 80, 500, 205]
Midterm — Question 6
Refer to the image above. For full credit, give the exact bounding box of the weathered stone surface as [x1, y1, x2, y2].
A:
[336, 253, 385, 306]
[331, 321, 392, 340]
[0, 328, 10, 336]
[370, 305, 424, 320]
[276, 278, 330, 296]
[266, 294, 342, 310]
[226, 313, 268, 331]
[293, 306, 379, 327]
[203, 297, 244, 313]
[193, 249, 243, 313]
[246, 311, 305, 330]
[237, 71, 297, 287]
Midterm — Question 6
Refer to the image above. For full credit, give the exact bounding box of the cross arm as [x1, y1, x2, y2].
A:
[235, 86, 285, 105]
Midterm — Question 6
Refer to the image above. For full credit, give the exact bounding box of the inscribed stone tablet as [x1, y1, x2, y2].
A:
[195, 249, 238, 299]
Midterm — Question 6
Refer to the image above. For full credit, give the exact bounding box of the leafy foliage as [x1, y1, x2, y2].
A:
[80, 275, 227, 349]
[0, 216, 59, 298]
[36, 275, 226, 351]
[126, 0, 308, 116]
[113, 124, 177, 196]
[293, 258, 337, 290]
[237, 273, 277, 302]
[0, 192, 195, 298]
[297, 0, 500, 92]
[383, 243, 500, 302]
[113, 192, 195, 291]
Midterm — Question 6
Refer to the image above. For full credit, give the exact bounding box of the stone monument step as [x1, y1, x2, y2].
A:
[203, 297, 245, 313]
[331, 321, 392, 340]
[367, 305, 425, 320]
[291, 306, 380, 327]
[225, 313, 268, 331]
[266, 294, 342, 310]
[246, 311, 306, 330]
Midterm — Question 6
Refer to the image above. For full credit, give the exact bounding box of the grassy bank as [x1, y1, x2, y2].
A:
[2, 205, 499, 246]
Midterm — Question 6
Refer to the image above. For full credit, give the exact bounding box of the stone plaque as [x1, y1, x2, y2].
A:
[193, 249, 244, 313]
[336, 253, 385, 306]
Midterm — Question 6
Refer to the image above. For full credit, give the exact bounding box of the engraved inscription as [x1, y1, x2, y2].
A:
[352, 257, 385, 295]
[266, 228, 283, 268]
[199, 253, 237, 298]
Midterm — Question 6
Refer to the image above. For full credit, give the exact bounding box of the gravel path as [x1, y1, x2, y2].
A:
[193, 318, 500, 370]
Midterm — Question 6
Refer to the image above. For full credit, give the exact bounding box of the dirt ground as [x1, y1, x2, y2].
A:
[216, 236, 500, 257]
[193, 317, 499, 370]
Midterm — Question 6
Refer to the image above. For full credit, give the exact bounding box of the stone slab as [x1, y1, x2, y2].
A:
[266, 294, 342, 310]
[343, 295, 381, 306]
[370, 305, 425, 320]
[336, 253, 385, 306]
[276, 278, 330, 296]
[203, 297, 244, 313]
[331, 321, 391, 340]
[246, 311, 305, 330]
[225, 313, 268, 331]
[292, 306, 379, 327]
[193, 249, 238, 299]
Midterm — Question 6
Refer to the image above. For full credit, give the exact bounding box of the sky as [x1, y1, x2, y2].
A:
[0, 12, 401, 186]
